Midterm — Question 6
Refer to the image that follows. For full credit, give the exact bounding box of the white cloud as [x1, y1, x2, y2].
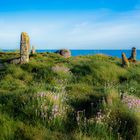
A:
[0, 10, 140, 49]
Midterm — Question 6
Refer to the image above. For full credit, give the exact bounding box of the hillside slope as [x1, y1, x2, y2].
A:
[0, 52, 140, 140]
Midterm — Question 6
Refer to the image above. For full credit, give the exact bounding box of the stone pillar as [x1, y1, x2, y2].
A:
[31, 46, 36, 55]
[122, 53, 129, 67]
[129, 47, 136, 62]
[20, 32, 30, 63]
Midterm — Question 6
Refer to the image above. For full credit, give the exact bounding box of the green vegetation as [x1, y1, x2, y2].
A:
[0, 52, 140, 140]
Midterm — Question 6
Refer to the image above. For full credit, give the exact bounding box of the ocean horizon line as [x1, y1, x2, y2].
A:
[1, 49, 140, 51]
[1, 49, 140, 60]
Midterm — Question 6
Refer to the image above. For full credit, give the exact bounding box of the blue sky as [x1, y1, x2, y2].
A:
[0, 0, 140, 49]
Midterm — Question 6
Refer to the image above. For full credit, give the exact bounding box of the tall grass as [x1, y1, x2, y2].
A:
[0, 52, 140, 140]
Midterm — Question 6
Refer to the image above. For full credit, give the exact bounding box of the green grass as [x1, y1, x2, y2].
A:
[0, 52, 140, 140]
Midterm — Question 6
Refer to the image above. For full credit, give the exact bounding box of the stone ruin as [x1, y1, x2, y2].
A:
[9, 33, 72, 64]
[20, 32, 30, 63]
[128, 47, 136, 62]
[31, 46, 36, 55]
[122, 47, 137, 67]
[122, 53, 129, 67]
[9, 33, 137, 67]
[56, 49, 71, 58]
[9, 32, 30, 64]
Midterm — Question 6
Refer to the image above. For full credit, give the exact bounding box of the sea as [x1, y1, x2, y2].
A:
[38, 50, 140, 60]
[2, 50, 140, 60]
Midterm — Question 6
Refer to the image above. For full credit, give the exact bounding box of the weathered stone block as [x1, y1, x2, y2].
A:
[128, 47, 136, 62]
[56, 49, 71, 58]
[20, 32, 30, 64]
[122, 53, 129, 67]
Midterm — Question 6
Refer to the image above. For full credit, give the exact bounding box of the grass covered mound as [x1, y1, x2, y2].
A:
[0, 52, 140, 140]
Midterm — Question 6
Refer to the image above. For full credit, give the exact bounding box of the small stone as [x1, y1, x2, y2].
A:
[31, 46, 36, 54]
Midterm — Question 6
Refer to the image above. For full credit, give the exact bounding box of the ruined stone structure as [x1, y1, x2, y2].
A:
[128, 47, 136, 62]
[122, 53, 129, 67]
[56, 49, 71, 58]
[20, 32, 30, 64]
[9, 32, 30, 64]
[31, 46, 36, 55]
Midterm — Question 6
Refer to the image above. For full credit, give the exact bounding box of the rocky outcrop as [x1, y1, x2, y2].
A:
[20, 32, 30, 64]
[122, 53, 129, 67]
[128, 47, 136, 62]
[56, 49, 71, 58]
[31, 46, 36, 55]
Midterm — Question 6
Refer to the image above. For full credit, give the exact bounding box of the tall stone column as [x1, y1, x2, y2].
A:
[129, 47, 136, 62]
[20, 32, 30, 64]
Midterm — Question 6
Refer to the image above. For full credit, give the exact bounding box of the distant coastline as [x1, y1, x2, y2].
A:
[1, 49, 140, 60]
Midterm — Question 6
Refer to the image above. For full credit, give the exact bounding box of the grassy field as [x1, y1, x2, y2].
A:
[0, 52, 140, 140]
